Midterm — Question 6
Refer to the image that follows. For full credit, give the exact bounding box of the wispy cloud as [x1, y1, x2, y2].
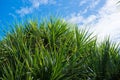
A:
[79, 0, 87, 6]
[79, 0, 100, 9]
[16, 7, 32, 17]
[9, 13, 16, 18]
[91, 0, 120, 42]
[90, 0, 100, 9]
[67, 13, 84, 24]
[68, 0, 120, 42]
[16, 0, 56, 17]
[67, 13, 97, 26]
[79, 0, 101, 15]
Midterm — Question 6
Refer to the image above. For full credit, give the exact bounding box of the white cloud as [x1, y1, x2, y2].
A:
[81, 6, 89, 14]
[30, 0, 49, 8]
[90, 0, 100, 9]
[16, 0, 56, 17]
[83, 15, 97, 24]
[79, 0, 87, 6]
[92, 12, 120, 42]
[79, 0, 100, 9]
[16, 7, 32, 16]
[67, 13, 84, 24]
[92, 0, 120, 42]
[68, 0, 120, 43]
[79, 0, 101, 15]
[67, 13, 97, 26]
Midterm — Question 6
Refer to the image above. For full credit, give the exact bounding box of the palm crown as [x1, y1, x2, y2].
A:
[0, 17, 120, 80]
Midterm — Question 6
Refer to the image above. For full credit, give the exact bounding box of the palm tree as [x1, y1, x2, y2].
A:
[0, 17, 120, 80]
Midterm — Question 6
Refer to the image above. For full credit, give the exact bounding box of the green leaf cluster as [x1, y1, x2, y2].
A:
[0, 17, 120, 80]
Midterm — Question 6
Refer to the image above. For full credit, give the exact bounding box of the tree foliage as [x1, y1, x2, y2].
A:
[0, 17, 120, 80]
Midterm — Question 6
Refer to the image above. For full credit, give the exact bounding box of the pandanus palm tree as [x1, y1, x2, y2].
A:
[0, 17, 120, 80]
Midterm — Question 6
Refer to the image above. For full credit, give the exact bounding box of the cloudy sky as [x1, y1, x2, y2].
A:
[0, 0, 120, 42]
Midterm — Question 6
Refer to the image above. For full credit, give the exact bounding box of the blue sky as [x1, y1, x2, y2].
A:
[0, 0, 120, 42]
[0, 0, 105, 21]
